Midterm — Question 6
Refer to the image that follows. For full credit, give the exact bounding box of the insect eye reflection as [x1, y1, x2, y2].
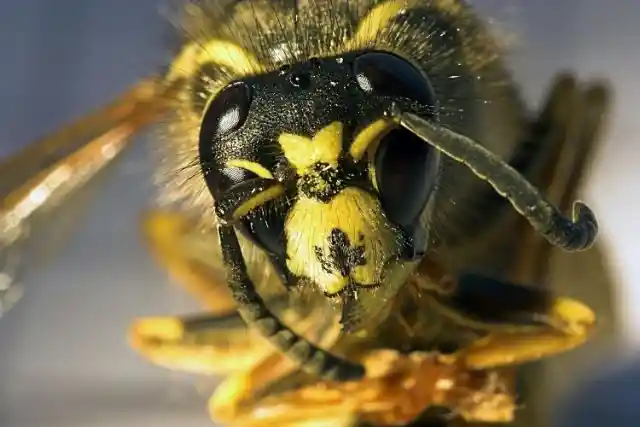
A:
[353, 51, 437, 108]
[200, 81, 252, 141]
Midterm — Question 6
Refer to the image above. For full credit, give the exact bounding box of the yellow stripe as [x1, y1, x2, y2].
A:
[166, 40, 264, 83]
[232, 185, 284, 220]
[345, 0, 408, 50]
[279, 122, 343, 172]
[226, 160, 274, 179]
[350, 119, 395, 161]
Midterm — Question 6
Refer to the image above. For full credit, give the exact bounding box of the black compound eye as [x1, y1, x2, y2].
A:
[199, 81, 253, 194]
[374, 128, 439, 229]
[218, 166, 258, 190]
[213, 163, 288, 258]
[353, 51, 436, 106]
[199, 81, 252, 150]
[197, 80, 286, 258]
[212, 164, 287, 260]
[243, 203, 287, 259]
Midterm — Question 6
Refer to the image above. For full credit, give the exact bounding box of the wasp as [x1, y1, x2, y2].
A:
[0, 0, 618, 426]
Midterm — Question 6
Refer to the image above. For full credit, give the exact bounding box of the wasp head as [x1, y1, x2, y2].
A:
[199, 50, 441, 331]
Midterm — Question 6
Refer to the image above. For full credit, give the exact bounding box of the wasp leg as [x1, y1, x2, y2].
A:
[129, 290, 331, 376]
[140, 210, 236, 314]
[219, 411, 358, 427]
[461, 297, 594, 369]
[128, 310, 273, 375]
[209, 346, 308, 424]
[210, 349, 517, 427]
[440, 274, 597, 370]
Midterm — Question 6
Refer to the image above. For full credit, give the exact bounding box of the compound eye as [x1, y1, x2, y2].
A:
[353, 51, 436, 106]
[374, 128, 439, 229]
[199, 81, 253, 192]
[220, 165, 288, 259]
[243, 202, 287, 260]
[199, 81, 252, 149]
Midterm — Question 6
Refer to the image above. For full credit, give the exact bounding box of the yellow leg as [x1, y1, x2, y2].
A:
[461, 296, 596, 369]
[209, 349, 302, 423]
[217, 405, 357, 427]
[210, 349, 517, 427]
[140, 210, 236, 314]
[128, 312, 273, 376]
[129, 293, 333, 377]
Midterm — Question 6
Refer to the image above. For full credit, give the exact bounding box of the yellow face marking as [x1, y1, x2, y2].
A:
[166, 40, 264, 83]
[350, 119, 396, 162]
[285, 187, 399, 295]
[345, 0, 408, 50]
[232, 185, 284, 220]
[226, 160, 274, 179]
[279, 122, 344, 172]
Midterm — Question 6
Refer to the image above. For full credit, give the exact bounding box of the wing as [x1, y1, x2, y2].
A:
[442, 75, 617, 427]
[0, 76, 173, 317]
[519, 80, 619, 426]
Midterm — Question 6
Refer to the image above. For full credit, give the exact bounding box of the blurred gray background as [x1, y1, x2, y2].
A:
[0, 1, 639, 427]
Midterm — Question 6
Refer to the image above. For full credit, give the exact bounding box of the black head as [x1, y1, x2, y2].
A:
[199, 50, 441, 329]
